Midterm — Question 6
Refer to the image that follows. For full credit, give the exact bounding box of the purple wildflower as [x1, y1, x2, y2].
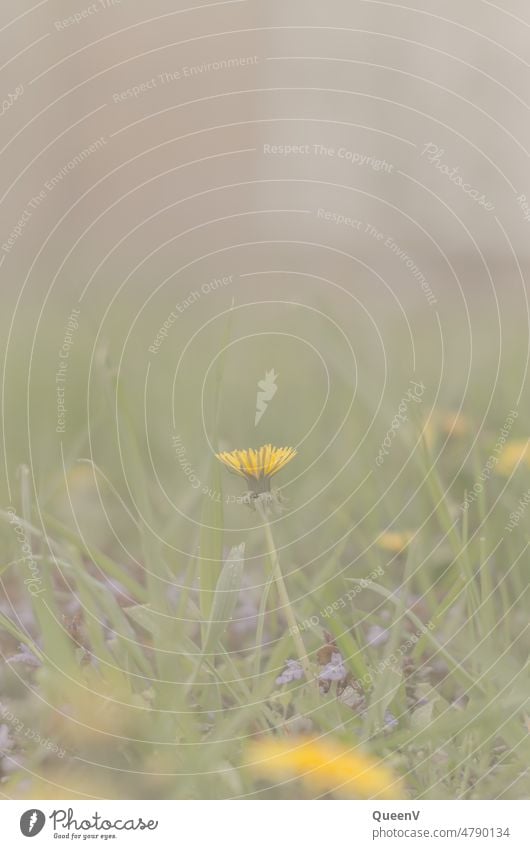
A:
[276, 659, 304, 685]
[7, 644, 41, 668]
[384, 710, 398, 730]
[318, 652, 347, 682]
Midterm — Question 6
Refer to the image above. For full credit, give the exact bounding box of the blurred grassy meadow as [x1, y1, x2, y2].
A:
[0, 274, 529, 801]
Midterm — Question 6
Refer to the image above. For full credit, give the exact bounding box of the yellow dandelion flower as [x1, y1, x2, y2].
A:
[496, 439, 530, 476]
[376, 531, 415, 553]
[216, 444, 297, 494]
[246, 737, 404, 799]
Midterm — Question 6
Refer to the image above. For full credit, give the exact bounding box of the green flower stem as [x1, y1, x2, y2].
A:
[255, 500, 311, 680]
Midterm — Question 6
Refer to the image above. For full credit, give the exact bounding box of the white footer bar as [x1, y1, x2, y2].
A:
[1, 799, 527, 848]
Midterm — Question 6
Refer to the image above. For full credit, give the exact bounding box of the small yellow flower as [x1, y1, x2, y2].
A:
[376, 531, 415, 553]
[496, 440, 530, 476]
[216, 444, 297, 494]
[246, 737, 404, 799]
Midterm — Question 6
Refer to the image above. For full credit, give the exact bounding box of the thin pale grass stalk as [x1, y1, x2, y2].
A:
[364, 543, 416, 736]
[412, 413, 473, 577]
[414, 430, 483, 637]
[460, 502, 482, 673]
[186, 543, 245, 697]
[198, 458, 224, 627]
[477, 536, 495, 640]
[252, 570, 275, 684]
[255, 500, 311, 680]
[19, 466, 79, 688]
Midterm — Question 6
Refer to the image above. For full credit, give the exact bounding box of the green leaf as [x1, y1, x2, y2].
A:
[41, 511, 145, 601]
[202, 543, 245, 657]
[198, 457, 224, 623]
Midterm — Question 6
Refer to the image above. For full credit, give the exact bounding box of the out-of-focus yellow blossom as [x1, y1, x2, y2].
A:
[496, 440, 530, 476]
[376, 531, 415, 553]
[423, 409, 472, 451]
[246, 737, 404, 799]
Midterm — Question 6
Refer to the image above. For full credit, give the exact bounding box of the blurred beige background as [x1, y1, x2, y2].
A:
[1, 0, 529, 387]
[1, 4, 529, 252]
